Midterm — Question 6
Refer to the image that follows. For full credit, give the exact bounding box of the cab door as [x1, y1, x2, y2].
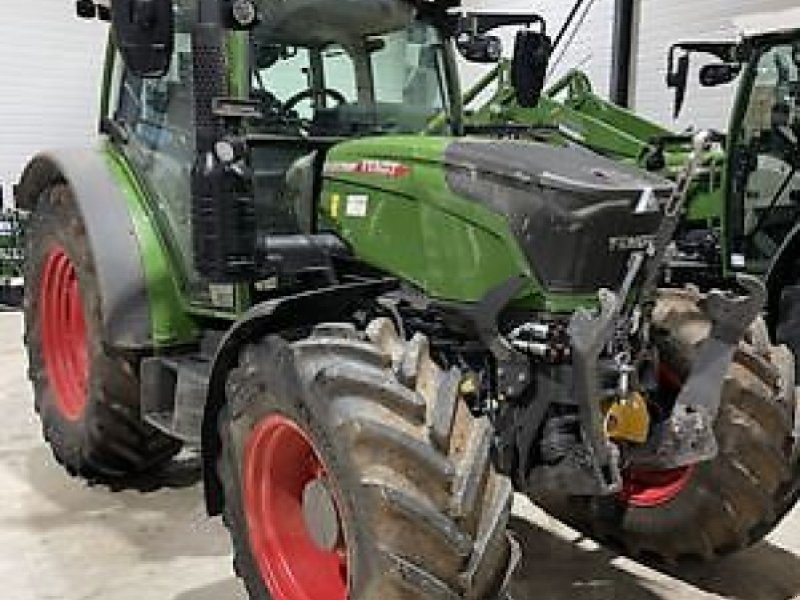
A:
[106, 0, 198, 289]
[727, 40, 800, 274]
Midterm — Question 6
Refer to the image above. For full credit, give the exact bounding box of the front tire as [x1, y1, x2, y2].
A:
[218, 319, 513, 599]
[25, 184, 181, 479]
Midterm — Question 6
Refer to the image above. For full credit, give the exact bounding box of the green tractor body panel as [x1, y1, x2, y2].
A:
[321, 136, 538, 305]
[104, 146, 199, 346]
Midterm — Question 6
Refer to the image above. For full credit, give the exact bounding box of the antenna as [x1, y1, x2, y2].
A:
[553, 0, 587, 51]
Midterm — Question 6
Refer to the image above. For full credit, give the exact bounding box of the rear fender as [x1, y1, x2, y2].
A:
[16, 147, 196, 351]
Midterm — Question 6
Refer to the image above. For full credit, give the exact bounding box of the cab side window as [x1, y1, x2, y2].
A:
[117, 35, 194, 161]
[113, 23, 196, 280]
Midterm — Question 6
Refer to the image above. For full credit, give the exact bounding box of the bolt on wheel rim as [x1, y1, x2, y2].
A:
[243, 414, 349, 600]
[39, 246, 89, 421]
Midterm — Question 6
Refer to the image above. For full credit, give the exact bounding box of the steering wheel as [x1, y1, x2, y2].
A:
[283, 88, 347, 113]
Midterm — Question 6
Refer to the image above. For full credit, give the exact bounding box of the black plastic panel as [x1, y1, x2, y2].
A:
[190, 23, 257, 282]
[445, 140, 673, 293]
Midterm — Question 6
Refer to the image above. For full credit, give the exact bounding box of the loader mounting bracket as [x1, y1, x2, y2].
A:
[632, 274, 767, 469]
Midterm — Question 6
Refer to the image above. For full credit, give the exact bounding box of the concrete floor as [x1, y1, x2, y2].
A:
[2, 311, 800, 600]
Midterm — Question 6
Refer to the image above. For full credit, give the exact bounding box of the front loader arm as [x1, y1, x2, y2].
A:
[465, 64, 683, 167]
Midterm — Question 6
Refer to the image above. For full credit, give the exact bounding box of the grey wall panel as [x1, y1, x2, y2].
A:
[0, 0, 107, 204]
[632, 0, 798, 131]
[460, 0, 615, 107]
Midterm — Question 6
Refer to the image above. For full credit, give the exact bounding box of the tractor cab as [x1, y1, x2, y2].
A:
[105, 0, 459, 301]
[665, 13, 800, 277]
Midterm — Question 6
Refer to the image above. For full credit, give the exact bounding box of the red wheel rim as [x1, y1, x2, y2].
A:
[620, 363, 693, 508]
[39, 246, 89, 421]
[243, 415, 349, 600]
[620, 465, 695, 507]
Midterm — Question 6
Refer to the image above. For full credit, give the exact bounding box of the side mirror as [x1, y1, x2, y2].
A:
[456, 33, 503, 64]
[666, 48, 690, 119]
[511, 30, 551, 109]
[111, 0, 174, 78]
[699, 63, 741, 87]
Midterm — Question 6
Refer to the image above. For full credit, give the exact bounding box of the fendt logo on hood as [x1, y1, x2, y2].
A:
[324, 160, 412, 178]
[608, 234, 656, 253]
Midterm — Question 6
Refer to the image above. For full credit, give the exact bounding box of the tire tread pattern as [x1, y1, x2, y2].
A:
[218, 317, 513, 598]
[25, 184, 181, 480]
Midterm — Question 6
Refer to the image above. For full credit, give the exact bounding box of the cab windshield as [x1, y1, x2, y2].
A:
[251, 19, 453, 136]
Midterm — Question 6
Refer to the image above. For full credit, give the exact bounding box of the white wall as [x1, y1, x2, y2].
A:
[460, 0, 616, 98]
[632, 0, 799, 132]
[0, 0, 108, 205]
[463, 0, 800, 134]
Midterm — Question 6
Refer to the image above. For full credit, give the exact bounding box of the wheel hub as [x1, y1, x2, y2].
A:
[302, 477, 342, 552]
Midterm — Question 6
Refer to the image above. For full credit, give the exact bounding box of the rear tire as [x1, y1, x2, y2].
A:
[537, 288, 797, 561]
[24, 184, 181, 479]
[217, 319, 513, 599]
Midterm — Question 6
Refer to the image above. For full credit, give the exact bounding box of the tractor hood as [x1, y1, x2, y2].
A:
[321, 135, 673, 303]
[442, 139, 674, 293]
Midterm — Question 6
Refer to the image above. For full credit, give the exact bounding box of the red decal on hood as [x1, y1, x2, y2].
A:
[325, 160, 412, 178]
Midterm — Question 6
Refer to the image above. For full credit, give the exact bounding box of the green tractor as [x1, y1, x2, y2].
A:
[466, 8, 800, 563]
[0, 188, 25, 307]
[16, 0, 786, 596]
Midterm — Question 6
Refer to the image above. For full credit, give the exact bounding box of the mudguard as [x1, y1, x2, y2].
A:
[768, 222, 800, 356]
[16, 147, 193, 351]
[202, 278, 395, 514]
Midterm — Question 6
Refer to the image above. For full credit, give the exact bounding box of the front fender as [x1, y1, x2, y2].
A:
[765, 221, 800, 330]
[201, 278, 396, 515]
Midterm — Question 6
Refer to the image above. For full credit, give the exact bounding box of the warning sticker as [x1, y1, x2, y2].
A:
[330, 193, 341, 220]
[346, 195, 369, 218]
